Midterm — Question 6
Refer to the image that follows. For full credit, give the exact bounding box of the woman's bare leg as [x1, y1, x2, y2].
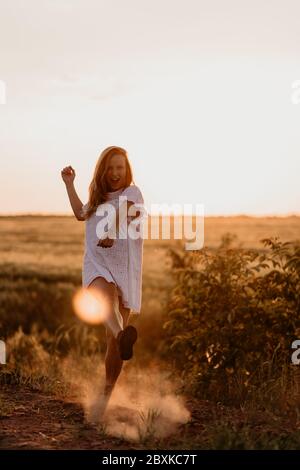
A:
[104, 298, 131, 397]
[88, 276, 123, 338]
[88, 298, 131, 422]
[86, 278, 130, 422]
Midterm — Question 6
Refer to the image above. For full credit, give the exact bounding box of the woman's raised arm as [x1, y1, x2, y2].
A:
[61, 166, 85, 221]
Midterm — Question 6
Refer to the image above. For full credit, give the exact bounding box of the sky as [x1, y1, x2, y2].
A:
[0, 0, 300, 216]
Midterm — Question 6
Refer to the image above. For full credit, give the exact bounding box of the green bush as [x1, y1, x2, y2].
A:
[163, 234, 300, 403]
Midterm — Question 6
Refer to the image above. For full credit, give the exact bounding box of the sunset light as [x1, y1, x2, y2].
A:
[72, 286, 110, 325]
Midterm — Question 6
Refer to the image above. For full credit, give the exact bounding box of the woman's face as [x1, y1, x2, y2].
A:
[106, 153, 127, 191]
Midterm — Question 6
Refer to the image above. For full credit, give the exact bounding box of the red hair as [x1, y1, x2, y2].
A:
[85, 146, 134, 220]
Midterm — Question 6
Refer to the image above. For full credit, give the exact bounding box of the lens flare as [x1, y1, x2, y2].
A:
[72, 287, 109, 325]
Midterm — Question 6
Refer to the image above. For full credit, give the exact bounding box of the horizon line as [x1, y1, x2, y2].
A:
[0, 211, 299, 218]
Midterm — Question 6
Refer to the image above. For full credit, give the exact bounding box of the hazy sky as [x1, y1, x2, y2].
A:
[0, 0, 300, 215]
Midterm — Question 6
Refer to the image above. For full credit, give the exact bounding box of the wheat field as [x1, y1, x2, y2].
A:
[0, 215, 299, 449]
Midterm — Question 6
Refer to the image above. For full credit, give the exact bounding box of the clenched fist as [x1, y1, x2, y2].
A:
[61, 166, 76, 185]
[97, 237, 115, 248]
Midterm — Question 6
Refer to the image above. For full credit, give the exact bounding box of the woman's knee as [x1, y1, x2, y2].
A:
[88, 276, 118, 302]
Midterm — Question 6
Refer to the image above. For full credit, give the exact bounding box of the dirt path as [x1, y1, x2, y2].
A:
[0, 385, 140, 450]
[0, 384, 296, 450]
[0, 385, 203, 450]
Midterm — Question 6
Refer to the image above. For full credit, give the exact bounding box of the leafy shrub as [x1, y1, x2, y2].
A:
[163, 234, 300, 403]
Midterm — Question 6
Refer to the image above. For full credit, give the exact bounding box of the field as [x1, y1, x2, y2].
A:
[0, 215, 300, 449]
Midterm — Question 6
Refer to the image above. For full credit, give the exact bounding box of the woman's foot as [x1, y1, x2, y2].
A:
[116, 325, 137, 360]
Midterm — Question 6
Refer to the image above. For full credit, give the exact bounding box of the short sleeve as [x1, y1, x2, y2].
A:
[121, 185, 144, 204]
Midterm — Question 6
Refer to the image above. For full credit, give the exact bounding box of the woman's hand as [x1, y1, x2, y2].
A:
[61, 166, 76, 185]
[97, 237, 114, 248]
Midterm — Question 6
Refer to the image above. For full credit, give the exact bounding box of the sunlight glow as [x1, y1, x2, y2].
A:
[72, 286, 109, 325]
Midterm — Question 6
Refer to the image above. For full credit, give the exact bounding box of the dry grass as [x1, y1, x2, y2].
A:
[0, 214, 299, 449]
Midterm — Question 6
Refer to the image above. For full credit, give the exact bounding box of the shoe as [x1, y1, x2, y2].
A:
[116, 325, 138, 360]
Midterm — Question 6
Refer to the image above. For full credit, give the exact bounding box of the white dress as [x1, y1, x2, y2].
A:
[80, 184, 145, 314]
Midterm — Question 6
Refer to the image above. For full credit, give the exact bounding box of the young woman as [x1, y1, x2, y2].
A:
[61, 146, 145, 405]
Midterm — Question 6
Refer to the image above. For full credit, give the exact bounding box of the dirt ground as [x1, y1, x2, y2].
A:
[0, 384, 207, 450]
[1, 384, 298, 450]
